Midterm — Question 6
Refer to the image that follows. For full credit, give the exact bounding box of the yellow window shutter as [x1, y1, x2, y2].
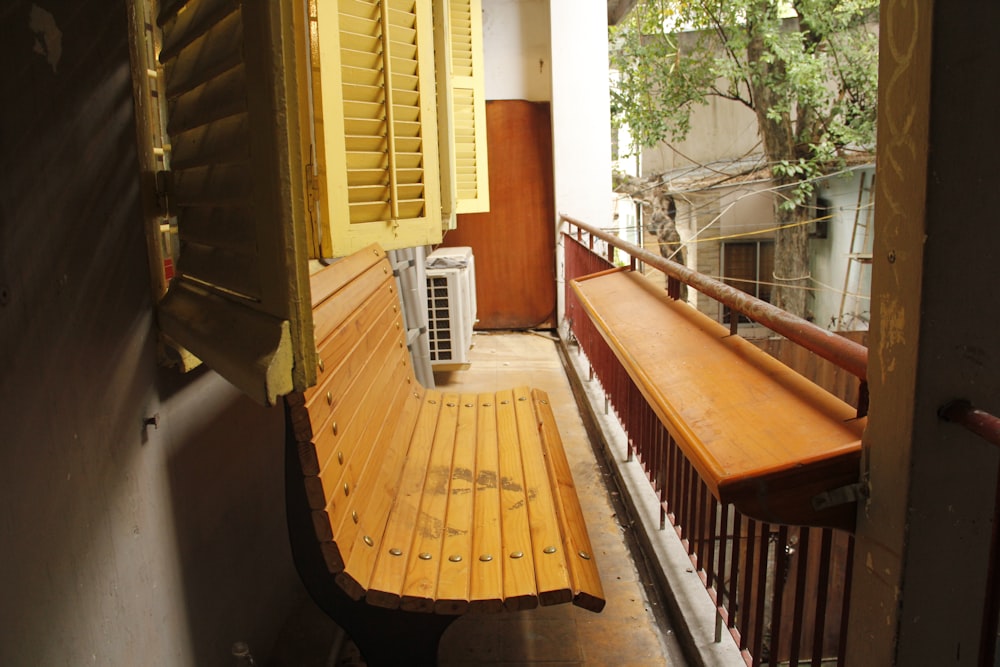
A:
[311, 0, 443, 256]
[432, 0, 458, 230]
[446, 0, 490, 215]
[155, 0, 315, 405]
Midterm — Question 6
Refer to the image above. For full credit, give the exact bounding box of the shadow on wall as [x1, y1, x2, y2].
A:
[163, 369, 303, 665]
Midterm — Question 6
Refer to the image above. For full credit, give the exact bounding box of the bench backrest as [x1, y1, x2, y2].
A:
[287, 245, 418, 576]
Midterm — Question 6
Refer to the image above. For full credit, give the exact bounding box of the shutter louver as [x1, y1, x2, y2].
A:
[452, 87, 480, 201]
[449, 1, 473, 77]
[155, 0, 314, 405]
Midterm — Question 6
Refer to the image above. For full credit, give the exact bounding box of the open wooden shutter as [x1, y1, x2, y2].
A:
[433, 0, 490, 228]
[447, 0, 489, 215]
[155, 0, 314, 405]
[311, 0, 443, 256]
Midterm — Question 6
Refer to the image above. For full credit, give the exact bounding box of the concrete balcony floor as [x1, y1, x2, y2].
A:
[431, 331, 685, 666]
[272, 331, 688, 666]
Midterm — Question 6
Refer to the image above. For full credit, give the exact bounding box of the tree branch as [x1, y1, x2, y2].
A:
[698, 0, 754, 108]
[709, 84, 753, 108]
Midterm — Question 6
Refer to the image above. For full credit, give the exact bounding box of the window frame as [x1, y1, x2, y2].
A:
[721, 238, 775, 325]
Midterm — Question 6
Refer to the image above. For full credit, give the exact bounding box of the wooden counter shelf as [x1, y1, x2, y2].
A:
[571, 267, 865, 532]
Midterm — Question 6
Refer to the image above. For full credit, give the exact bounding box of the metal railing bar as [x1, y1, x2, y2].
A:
[769, 525, 790, 667]
[706, 496, 720, 593]
[788, 527, 810, 666]
[730, 512, 743, 632]
[751, 522, 770, 663]
[812, 528, 834, 665]
[740, 518, 757, 646]
[836, 537, 856, 667]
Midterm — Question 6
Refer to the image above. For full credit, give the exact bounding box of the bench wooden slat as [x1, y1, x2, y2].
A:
[366, 391, 444, 609]
[312, 258, 395, 350]
[309, 244, 385, 309]
[571, 268, 864, 530]
[534, 388, 606, 611]
[303, 317, 407, 512]
[496, 388, 540, 610]
[469, 396, 504, 612]
[287, 278, 397, 448]
[306, 313, 403, 480]
[300, 359, 412, 572]
[337, 387, 426, 600]
[306, 374, 413, 575]
[302, 277, 399, 442]
[327, 376, 414, 574]
[434, 394, 479, 614]
[401, 392, 464, 612]
[515, 390, 574, 607]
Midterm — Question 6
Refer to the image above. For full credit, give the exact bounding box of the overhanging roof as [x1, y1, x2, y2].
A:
[607, 0, 638, 25]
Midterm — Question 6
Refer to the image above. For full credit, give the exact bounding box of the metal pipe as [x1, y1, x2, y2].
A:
[938, 400, 1000, 449]
[561, 214, 869, 381]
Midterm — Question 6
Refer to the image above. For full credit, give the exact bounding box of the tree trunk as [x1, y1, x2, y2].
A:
[617, 178, 688, 299]
[772, 201, 811, 319]
[747, 26, 811, 319]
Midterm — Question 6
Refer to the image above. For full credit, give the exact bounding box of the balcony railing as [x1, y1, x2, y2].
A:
[561, 214, 866, 666]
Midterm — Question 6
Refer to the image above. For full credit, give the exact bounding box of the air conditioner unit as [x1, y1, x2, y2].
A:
[425, 247, 477, 368]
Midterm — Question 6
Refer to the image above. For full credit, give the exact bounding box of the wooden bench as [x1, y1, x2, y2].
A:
[284, 244, 604, 665]
[571, 267, 866, 532]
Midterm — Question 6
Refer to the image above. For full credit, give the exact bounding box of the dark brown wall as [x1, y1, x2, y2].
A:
[0, 2, 300, 662]
[440, 100, 556, 330]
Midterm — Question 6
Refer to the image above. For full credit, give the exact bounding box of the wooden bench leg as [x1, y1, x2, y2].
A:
[284, 415, 457, 665]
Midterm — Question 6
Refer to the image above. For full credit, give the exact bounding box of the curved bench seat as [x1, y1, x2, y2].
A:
[285, 245, 603, 664]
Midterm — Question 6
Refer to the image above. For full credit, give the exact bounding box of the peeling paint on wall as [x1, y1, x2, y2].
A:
[30, 4, 62, 73]
[877, 292, 906, 385]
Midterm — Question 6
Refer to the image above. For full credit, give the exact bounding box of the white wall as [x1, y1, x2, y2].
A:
[549, 0, 613, 324]
[641, 95, 760, 176]
[809, 167, 875, 330]
[481, 0, 552, 101]
[549, 0, 613, 227]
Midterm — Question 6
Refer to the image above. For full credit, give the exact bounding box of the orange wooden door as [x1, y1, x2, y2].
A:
[439, 100, 555, 330]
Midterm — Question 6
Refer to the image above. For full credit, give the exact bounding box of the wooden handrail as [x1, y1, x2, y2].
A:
[561, 214, 869, 383]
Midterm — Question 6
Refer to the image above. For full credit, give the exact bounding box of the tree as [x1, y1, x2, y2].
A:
[611, 0, 878, 318]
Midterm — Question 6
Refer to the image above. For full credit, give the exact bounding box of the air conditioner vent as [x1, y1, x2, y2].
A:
[425, 247, 476, 368]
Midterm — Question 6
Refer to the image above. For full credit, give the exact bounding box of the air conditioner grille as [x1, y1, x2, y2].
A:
[427, 276, 454, 361]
